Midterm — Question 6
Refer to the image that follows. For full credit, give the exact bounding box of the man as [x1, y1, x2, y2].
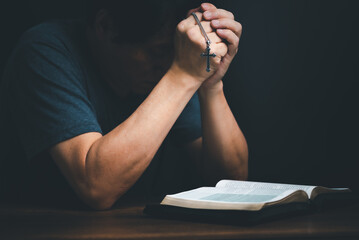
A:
[0, 1, 247, 210]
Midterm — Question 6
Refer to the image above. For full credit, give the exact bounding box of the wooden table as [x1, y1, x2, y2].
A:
[1, 202, 359, 240]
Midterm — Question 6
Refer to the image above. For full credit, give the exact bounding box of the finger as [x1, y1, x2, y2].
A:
[216, 29, 239, 57]
[200, 2, 217, 11]
[207, 32, 223, 44]
[213, 42, 228, 57]
[186, 26, 218, 51]
[203, 9, 235, 20]
[211, 19, 242, 36]
[196, 21, 214, 33]
[187, 26, 207, 49]
[186, 7, 201, 18]
[178, 12, 203, 32]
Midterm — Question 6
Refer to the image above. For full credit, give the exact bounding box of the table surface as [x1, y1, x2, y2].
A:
[1, 202, 359, 240]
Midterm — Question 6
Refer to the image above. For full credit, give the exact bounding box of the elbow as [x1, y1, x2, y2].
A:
[226, 139, 249, 181]
[232, 161, 248, 181]
[225, 157, 248, 182]
[83, 188, 118, 210]
[76, 179, 121, 210]
[82, 148, 119, 210]
[89, 197, 115, 211]
[235, 151, 249, 181]
[239, 138, 249, 181]
[240, 156, 249, 181]
[238, 166, 248, 181]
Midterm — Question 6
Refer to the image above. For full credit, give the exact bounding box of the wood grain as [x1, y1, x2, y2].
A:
[1, 202, 359, 240]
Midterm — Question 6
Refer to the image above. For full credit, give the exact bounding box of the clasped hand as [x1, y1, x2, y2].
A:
[171, 3, 242, 90]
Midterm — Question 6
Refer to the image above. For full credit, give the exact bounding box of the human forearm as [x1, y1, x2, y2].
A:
[83, 69, 200, 209]
[198, 82, 248, 184]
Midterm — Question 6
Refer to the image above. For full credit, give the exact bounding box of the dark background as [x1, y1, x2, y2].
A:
[1, 0, 358, 191]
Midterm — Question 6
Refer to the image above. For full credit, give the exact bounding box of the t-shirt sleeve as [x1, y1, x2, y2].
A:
[8, 32, 102, 160]
[170, 92, 202, 144]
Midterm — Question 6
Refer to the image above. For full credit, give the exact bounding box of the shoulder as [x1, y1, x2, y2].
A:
[4, 20, 87, 87]
[19, 19, 83, 48]
[9, 19, 85, 66]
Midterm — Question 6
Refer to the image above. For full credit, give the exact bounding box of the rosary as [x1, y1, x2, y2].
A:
[191, 12, 216, 72]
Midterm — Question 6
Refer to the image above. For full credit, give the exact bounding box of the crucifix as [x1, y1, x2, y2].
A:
[191, 12, 216, 72]
[201, 45, 216, 72]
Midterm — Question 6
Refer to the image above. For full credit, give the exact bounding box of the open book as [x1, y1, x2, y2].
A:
[160, 180, 351, 211]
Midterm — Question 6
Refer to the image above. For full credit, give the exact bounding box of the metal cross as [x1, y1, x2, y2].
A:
[201, 45, 216, 72]
[191, 12, 216, 72]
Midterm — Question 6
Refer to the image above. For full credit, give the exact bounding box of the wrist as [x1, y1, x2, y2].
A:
[199, 80, 224, 98]
[167, 63, 202, 92]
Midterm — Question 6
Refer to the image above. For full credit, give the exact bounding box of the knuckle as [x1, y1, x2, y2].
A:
[234, 36, 240, 46]
[214, 56, 221, 64]
[213, 44, 226, 57]
[208, 32, 219, 42]
[202, 22, 213, 32]
[238, 23, 243, 34]
[224, 44, 229, 53]
[187, 27, 197, 39]
[220, 9, 234, 19]
[206, 3, 216, 8]
[219, 29, 229, 37]
[193, 11, 203, 21]
[212, 10, 218, 18]
[205, 10, 215, 18]
[177, 22, 185, 33]
[187, 28, 204, 49]
[199, 41, 207, 50]
[220, 44, 228, 56]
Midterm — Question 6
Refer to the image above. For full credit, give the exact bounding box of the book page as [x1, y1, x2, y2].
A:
[162, 187, 302, 210]
[216, 180, 316, 198]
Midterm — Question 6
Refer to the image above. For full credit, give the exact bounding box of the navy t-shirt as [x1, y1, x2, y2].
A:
[0, 20, 202, 208]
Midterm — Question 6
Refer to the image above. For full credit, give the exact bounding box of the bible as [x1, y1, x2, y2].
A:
[144, 180, 352, 224]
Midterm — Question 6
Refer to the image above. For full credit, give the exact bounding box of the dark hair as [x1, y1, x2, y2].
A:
[86, 0, 206, 44]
